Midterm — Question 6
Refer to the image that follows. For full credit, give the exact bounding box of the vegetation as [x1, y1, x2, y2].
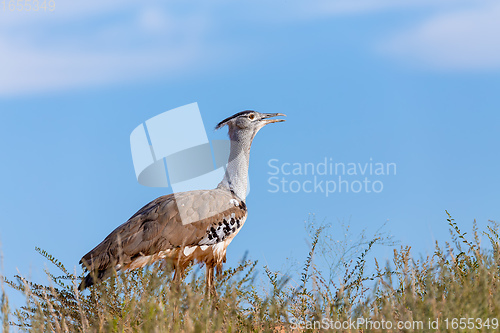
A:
[1, 212, 500, 332]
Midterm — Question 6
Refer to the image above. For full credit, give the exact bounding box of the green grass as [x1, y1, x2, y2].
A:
[2, 211, 500, 332]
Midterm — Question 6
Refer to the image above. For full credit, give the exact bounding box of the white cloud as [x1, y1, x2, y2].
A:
[137, 7, 172, 33]
[0, 4, 216, 96]
[0, 0, 496, 96]
[0, 37, 203, 96]
[262, 0, 472, 22]
[380, 1, 500, 70]
[302, 0, 430, 16]
[0, 0, 127, 27]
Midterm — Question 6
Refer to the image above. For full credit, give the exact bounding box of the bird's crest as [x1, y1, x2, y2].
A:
[215, 110, 255, 130]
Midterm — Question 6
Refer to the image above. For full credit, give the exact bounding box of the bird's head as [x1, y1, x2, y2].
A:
[215, 111, 286, 142]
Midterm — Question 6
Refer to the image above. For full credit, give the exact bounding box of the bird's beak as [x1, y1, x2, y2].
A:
[261, 113, 286, 125]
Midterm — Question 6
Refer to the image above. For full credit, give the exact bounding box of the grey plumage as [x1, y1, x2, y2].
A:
[79, 111, 285, 291]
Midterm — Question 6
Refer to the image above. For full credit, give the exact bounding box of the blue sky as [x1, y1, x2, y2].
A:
[1, 0, 500, 306]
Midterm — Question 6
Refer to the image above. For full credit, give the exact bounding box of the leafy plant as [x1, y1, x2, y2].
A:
[2, 212, 499, 332]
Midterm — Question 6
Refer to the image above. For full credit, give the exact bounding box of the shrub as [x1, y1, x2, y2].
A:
[2, 212, 499, 332]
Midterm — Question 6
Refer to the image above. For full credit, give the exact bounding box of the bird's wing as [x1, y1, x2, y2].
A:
[80, 188, 246, 271]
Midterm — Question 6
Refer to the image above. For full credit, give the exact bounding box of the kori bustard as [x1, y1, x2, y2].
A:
[79, 111, 285, 291]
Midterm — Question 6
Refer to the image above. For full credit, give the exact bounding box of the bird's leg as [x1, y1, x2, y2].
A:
[216, 263, 223, 279]
[170, 264, 186, 316]
[205, 263, 217, 298]
[205, 264, 213, 291]
[171, 264, 186, 295]
[173, 266, 185, 283]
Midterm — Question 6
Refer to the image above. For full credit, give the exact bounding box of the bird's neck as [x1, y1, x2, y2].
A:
[218, 137, 252, 200]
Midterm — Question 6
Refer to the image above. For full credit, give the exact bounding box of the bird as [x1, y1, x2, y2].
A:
[79, 110, 285, 292]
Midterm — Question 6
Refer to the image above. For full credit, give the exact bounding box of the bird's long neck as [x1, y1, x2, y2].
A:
[218, 134, 252, 200]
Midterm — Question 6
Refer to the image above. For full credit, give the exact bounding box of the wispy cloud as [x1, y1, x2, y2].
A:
[0, 2, 216, 96]
[379, 1, 500, 70]
[0, 0, 496, 96]
[0, 37, 204, 95]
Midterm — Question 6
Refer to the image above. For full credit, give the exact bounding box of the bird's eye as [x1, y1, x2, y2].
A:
[248, 114, 255, 120]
